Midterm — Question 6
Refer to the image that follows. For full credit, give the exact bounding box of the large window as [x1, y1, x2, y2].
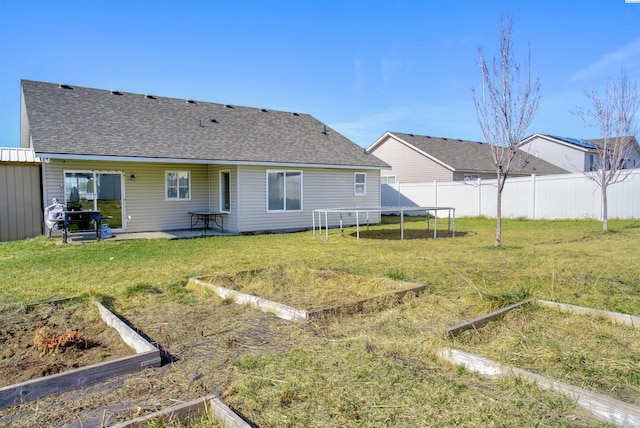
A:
[220, 170, 230, 212]
[267, 170, 302, 211]
[166, 171, 190, 200]
[354, 172, 366, 195]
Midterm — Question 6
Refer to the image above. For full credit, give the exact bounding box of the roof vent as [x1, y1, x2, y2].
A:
[145, 94, 156, 99]
[426, 136, 431, 138]
[408, 133, 414, 137]
[186, 99, 196, 104]
[210, 119, 218, 123]
[59, 84, 72, 90]
[322, 125, 329, 135]
[111, 90, 123, 96]
[261, 108, 268, 112]
[442, 137, 448, 140]
[225, 104, 234, 109]
[292, 112, 299, 116]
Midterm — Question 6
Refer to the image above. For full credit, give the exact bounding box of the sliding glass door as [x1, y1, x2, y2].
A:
[64, 171, 124, 230]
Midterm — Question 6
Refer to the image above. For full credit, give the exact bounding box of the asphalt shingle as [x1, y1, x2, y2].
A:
[389, 132, 567, 175]
[22, 80, 388, 169]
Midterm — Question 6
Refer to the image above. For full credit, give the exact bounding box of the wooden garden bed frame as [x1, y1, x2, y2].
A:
[189, 275, 428, 321]
[0, 301, 161, 409]
[442, 299, 640, 427]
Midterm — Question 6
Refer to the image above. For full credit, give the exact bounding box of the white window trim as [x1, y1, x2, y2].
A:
[266, 170, 303, 212]
[381, 175, 396, 185]
[220, 170, 231, 212]
[354, 172, 366, 195]
[165, 170, 191, 201]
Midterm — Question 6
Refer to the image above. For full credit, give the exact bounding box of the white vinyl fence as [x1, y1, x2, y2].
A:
[382, 170, 640, 220]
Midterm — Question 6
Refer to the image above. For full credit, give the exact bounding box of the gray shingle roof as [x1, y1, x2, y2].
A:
[389, 132, 567, 175]
[21, 80, 387, 169]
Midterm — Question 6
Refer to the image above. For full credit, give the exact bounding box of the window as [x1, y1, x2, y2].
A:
[381, 175, 396, 185]
[220, 170, 230, 212]
[267, 170, 302, 211]
[354, 172, 366, 195]
[166, 171, 190, 200]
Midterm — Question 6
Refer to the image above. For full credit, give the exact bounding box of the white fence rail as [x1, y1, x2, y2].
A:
[382, 170, 640, 220]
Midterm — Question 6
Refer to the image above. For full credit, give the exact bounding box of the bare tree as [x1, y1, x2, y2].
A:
[575, 70, 640, 231]
[472, 14, 540, 247]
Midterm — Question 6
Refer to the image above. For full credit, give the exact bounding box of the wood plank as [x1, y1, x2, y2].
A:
[95, 301, 158, 353]
[537, 300, 639, 328]
[438, 348, 640, 427]
[446, 301, 529, 337]
[190, 277, 309, 321]
[0, 351, 160, 409]
[208, 396, 253, 428]
[110, 394, 252, 428]
[307, 283, 428, 319]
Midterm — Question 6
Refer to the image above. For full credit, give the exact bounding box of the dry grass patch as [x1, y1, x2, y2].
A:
[450, 304, 640, 405]
[199, 266, 421, 311]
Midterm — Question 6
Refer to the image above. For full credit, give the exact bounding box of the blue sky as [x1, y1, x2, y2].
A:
[1, 0, 639, 148]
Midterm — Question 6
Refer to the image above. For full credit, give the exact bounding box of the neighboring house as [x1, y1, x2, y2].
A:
[518, 134, 640, 173]
[367, 132, 566, 184]
[20, 80, 388, 235]
[0, 147, 42, 241]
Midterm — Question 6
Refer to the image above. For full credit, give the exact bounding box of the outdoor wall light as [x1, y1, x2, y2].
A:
[130, 174, 135, 182]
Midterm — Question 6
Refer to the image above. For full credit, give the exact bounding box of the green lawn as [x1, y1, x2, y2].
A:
[1, 217, 638, 426]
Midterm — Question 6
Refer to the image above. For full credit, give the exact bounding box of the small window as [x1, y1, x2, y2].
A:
[166, 171, 190, 200]
[267, 170, 302, 211]
[354, 172, 366, 195]
[381, 175, 396, 185]
[220, 170, 230, 212]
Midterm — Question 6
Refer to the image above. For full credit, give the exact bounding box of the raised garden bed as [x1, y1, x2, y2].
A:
[0, 300, 160, 409]
[190, 266, 428, 320]
[443, 300, 640, 426]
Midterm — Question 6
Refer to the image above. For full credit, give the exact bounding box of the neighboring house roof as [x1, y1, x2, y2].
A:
[521, 133, 640, 154]
[21, 80, 388, 169]
[0, 147, 40, 164]
[548, 135, 597, 150]
[369, 132, 567, 175]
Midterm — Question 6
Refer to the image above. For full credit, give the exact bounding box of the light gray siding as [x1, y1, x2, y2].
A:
[237, 166, 381, 232]
[208, 165, 239, 234]
[44, 159, 210, 233]
[0, 164, 42, 241]
[371, 136, 453, 183]
[520, 137, 589, 173]
[42, 160, 382, 234]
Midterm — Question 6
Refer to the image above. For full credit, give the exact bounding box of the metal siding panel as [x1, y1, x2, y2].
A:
[0, 167, 9, 241]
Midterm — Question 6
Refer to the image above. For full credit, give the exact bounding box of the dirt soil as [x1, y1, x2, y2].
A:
[0, 302, 134, 387]
[0, 288, 330, 427]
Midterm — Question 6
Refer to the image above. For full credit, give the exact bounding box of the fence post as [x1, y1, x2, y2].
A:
[531, 174, 536, 220]
[434, 180, 438, 207]
[478, 178, 482, 217]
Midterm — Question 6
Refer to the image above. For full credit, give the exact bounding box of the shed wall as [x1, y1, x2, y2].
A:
[0, 164, 42, 241]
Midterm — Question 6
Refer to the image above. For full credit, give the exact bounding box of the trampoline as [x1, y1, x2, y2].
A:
[312, 206, 455, 242]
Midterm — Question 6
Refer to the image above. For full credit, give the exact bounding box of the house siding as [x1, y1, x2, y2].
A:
[208, 165, 239, 234]
[237, 166, 381, 232]
[520, 137, 588, 173]
[44, 159, 210, 233]
[371, 136, 453, 183]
